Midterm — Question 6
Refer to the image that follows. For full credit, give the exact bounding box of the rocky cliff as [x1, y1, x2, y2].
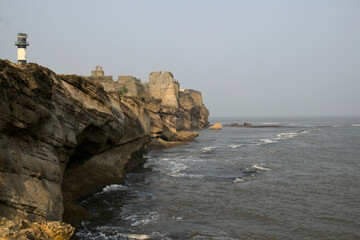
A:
[0, 59, 208, 238]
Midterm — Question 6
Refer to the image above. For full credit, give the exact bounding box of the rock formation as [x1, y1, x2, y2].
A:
[209, 122, 222, 130]
[0, 217, 74, 240]
[0, 59, 209, 237]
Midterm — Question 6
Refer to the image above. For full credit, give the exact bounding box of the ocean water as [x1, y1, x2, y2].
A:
[76, 117, 360, 240]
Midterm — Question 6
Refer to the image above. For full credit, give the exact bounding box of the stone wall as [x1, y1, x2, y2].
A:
[148, 71, 179, 108]
[87, 67, 206, 112]
[91, 65, 104, 77]
[117, 76, 144, 97]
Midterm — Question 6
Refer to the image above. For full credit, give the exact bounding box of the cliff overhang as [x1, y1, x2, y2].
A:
[0, 59, 209, 238]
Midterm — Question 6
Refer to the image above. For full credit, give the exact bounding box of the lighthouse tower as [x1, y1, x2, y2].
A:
[15, 33, 29, 64]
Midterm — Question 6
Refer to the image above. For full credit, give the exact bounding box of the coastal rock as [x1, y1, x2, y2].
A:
[147, 138, 188, 148]
[0, 59, 209, 229]
[244, 122, 252, 127]
[210, 122, 222, 130]
[173, 131, 199, 142]
[0, 217, 74, 240]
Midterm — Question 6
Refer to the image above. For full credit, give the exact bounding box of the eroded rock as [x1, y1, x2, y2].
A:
[0, 59, 209, 231]
[0, 217, 74, 240]
[210, 122, 222, 130]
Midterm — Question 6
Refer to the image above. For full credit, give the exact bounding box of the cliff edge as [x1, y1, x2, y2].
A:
[0, 59, 209, 237]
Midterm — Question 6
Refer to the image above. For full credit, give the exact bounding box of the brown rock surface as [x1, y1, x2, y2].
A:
[0, 59, 209, 231]
[209, 122, 222, 130]
[0, 217, 74, 240]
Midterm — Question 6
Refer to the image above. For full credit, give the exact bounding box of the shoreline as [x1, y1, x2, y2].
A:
[0, 59, 209, 239]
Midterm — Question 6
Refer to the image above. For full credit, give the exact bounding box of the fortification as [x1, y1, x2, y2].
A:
[91, 65, 104, 77]
[86, 67, 205, 110]
[117, 76, 144, 97]
[87, 65, 113, 81]
[148, 71, 179, 108]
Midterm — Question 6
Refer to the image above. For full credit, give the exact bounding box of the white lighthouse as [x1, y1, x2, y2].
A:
[15, 33, 29, 64]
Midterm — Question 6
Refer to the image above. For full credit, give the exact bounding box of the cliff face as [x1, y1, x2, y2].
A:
[0, 59, 209, 231]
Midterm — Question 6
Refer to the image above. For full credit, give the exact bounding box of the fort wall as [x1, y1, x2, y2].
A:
[87, 66, 205, 110]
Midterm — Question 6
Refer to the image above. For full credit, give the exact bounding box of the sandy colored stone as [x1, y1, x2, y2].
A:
[210, 122, 222, 130]
[0, 217, 74, 240]
[0, 59, 209, 229]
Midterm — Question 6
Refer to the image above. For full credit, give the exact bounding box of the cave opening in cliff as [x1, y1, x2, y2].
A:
[66, 124, 108, 170]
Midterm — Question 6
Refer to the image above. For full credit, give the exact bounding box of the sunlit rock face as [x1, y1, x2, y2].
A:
[0, 59, 209, 229]
[0, 60, 126, 226]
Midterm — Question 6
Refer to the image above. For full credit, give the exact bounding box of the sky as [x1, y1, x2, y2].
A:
[1, 0, 359, 117]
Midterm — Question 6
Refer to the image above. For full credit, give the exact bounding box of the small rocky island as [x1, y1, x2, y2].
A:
[0, 60, 209, 239]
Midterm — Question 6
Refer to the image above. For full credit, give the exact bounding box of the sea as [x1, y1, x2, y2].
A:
[76, 117, 360, 240]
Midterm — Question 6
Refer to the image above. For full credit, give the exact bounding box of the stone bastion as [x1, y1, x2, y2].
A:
[86, 66, 200, 109]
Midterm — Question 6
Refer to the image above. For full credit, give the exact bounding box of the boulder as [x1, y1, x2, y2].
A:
[209, 122, 222, 130]
[173, 131, 199, 141]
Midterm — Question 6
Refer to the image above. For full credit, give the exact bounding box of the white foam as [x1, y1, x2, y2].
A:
[230, 144, 247, 148]
[171, 216, 183, 221]
[353, 124, 360, 127]
[201, 146, 215, 153]
[260, 139, 277, 144]
[100, 184, 127, 194]
[130, 212, 159, 227]
[276, 132, 298, 139]
[234, 178, 245, 183]
[169, 173, 204, 178]
[299, 130, 311, 134]
[252, 164, 271, 171]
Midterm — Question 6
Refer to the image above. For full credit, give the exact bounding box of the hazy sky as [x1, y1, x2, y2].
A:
[1, 0, 359, 117]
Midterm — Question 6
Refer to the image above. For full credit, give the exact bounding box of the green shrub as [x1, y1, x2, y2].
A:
[118, 86, 129, 96]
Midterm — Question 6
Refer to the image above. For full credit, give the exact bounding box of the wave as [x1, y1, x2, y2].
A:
[353, 124, 360, 127]
[230, 144, 247, 148]
[128, 212, 160, 227]
[168, 173, 204, 178]
[256, 130, 313, 146]
[234, 178, 245, 183]
[76, 225, 152, 239]
[99, 184, 127, 194]
[276, 132, 298, 139]
[259, 139, 277, 144]
[201, 146, 215, 153]
[144, 157, 190, 179]
[252, 164, 271, 171]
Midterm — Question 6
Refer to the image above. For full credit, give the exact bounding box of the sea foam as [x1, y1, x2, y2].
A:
[276, 132, 298, 139]
[100, 184, 127, 194]
[252, 164, 271, 171]
[353, 124, 360, 127]
[234, 178, 245, 183]
[230, 144, 247, 148]
[201, 146, 215, 153]
[129, 212, 160, 227]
